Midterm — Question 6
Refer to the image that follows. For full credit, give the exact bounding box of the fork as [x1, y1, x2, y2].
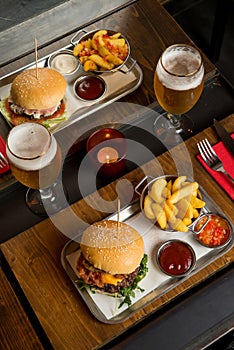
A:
[197, 138, 233, 182]
[0, 152, 8, 168]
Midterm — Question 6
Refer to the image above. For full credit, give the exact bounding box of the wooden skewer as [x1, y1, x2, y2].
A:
[117, 198, 120, 229]
[34, 37, 39, 79]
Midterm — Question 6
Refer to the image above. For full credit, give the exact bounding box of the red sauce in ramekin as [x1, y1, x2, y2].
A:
[75, 76, 105, 100]
[157, 240, 195, 276]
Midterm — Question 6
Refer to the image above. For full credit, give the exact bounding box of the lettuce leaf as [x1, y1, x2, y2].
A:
[0, 98, 67, 130]
[75, 254, 148, 309]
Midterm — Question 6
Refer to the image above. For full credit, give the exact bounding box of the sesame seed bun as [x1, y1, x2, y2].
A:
[80, 220, 144, 275]
[10, 67, 66, 110]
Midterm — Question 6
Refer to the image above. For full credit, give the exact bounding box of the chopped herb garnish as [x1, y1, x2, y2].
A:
[118, 254, 148, 308]
[75, 279, 95, 293]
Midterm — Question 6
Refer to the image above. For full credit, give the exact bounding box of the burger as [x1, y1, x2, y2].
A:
[0, 67, 67, 128]
[76, 220, 148, 308]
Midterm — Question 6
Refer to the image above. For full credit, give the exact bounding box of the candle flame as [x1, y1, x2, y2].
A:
[97, 147, 119, 164]
[106, 155, 110, 164]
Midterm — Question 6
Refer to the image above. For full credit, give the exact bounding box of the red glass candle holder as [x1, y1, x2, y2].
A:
[86, 128, 127, 178]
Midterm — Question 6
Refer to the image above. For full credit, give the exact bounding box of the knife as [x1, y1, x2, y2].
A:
[213, 119, 234, 157]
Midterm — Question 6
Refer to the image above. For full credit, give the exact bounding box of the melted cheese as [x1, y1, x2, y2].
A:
[102, 273, 123, 285]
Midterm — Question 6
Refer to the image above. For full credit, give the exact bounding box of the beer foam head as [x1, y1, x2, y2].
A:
[156, 45, 204, 90]
[7, 123, 57, 171]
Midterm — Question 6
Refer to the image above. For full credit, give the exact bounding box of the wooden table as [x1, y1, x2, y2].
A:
[0, 0, 137, 66]
[0, 0, 218, 192]
[0, 266, 43, 349]
[0, 115, 233, 350]
[0, 1, 233, 349]
[1, 0, 216, 83]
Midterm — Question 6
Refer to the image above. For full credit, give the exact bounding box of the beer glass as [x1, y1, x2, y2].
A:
[154, 44, 204, 140]
[6, 122, 66, 217]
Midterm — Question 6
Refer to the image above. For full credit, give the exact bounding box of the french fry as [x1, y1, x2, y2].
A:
[190, 195, 206, 208]
[74, 30, 129, 71]
[166, 180, 172, 196]
[91, 30, 108, 49]
[183, 217, 192, 226]
[162, 187, 170, 199]
[84, 38, 92, 49]
[93, 29, 108, 38]
[181, 181, 198, 196]
[158, 212, 167, 229]
[176, 198, 190, 219]
[108, 38, 125, 47]
[98, 45, 111, 57]
[152, 203, 167, 229]
[73, 43, 83, 56]
[172, 175, 187, 192]
[106, 53, 123, 66]
[110, 32, 121, 39]
[144, 195, 155, 220]
[149, 178, 167, 203]
[184, 203, 194, 220]
[79, 56, 89, 64]
[167, 201, 179, 216]
[98, 46, 123, 66]
[168, 182, 198, 204]
[192, 208, 199, 218]
[164, 202, 177, 224]
[89, 54, 114, 70]
[172, 219, 189, 232]
[73, 39, 93, 56]
[96, 35, 106, 48]
[143, 176, 206, 232]
[83, 60, 98, 72]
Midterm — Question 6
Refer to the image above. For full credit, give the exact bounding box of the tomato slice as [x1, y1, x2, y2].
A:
[5, 98, 66, 126]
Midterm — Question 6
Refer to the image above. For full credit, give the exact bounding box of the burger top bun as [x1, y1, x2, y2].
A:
[80, 220, 144, 275]
[10, 68, 67, 110]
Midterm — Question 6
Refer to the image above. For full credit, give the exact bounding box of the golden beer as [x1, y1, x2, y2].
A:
[154, 45, 204, 115]
[6, 123, 62, 189]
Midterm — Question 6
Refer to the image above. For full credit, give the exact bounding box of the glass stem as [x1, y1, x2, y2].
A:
[39, 187, 55, 202]
[167, 113, 183, 133]
[167, 113, 180, 127]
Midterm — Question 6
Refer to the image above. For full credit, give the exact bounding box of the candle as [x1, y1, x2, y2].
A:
[86, 128, 127, 178]
[97, 147, 119, 164]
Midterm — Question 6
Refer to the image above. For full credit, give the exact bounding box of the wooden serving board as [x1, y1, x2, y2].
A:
[1, 115, 233, 350]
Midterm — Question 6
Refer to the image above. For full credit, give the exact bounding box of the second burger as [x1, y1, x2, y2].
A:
[0, 67, 67, 129]
[76, 219, 148, 308]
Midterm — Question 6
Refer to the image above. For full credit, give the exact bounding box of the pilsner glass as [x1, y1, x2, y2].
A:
[154, 44, 204, 141]
[6, 122, 66, 217]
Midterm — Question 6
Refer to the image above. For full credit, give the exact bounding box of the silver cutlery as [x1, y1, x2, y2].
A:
[0, 152, 8, 168]
[197, 138, 233, 182]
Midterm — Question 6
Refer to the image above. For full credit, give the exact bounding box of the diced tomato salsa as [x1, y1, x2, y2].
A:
[195, 214, 231, 247]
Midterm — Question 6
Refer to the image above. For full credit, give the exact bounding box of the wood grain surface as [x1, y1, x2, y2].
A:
[1, 0, 216, 80]
[0, 267, 43, 350]
[0, 1, 232, 349]
[0, 0, 137, 66]
[0, 0, 217, 191]
[1, 114, 233, 350]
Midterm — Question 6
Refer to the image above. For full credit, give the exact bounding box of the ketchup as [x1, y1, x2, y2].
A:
[158, 241, 194, 276]
[75, 76, 105, 100]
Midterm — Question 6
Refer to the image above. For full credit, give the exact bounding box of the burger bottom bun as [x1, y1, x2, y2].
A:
[80, 220, 144, 275]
